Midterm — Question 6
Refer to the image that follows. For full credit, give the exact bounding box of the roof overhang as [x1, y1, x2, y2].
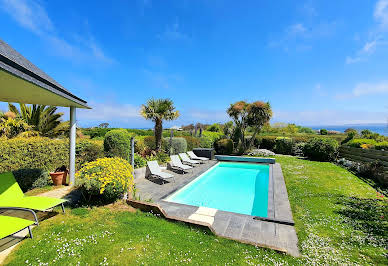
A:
[0, 40, 90, 109]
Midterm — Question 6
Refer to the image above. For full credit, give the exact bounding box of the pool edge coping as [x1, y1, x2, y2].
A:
[127, 161, 299, 257]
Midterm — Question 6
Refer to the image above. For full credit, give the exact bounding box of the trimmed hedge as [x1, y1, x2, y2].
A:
[274, 137, 293, 155]
[163, 137, 187, 154]
[0, 137, 104, 173]
[104, 129, 133, 160]
[181, 136, 201, 151]
[303, 138, 339, 162]
[214, 139, 234, 155]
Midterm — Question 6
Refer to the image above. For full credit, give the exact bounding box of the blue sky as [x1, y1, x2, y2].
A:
[0, 0, 387, 128]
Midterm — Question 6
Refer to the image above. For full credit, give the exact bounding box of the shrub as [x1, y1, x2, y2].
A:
[143, 136, 157, 151]
[292, 142, 305, 157]
[358, 161, 384, 180]
[82, 128, 112, 139]
[76, 140, 104, 170]
[320, 129, 328, 135]
[12, 168, 51, 192]
[181, 136, 201, 151]
[375, 141, 388, 151]
[0, 137, 68, 172]
[75, 157, 134, 205]
[127, 129, 154, 136]
[303, 138, 339, 161]
[134, 136, 147, 155]
[214, 139, 234, 155]
[207, 123, 221, 132]
[200, 131, 223, 148]
[104, 129, 133, 160]
[346, 139, 378, 148]
[163, 137, 187, 154]
[274, 137, 293, 155]
[134, 153, 147, 168]
[146, 152, 170, 164]
[0, 137, 104, 173]
[258, 136, 277, 150]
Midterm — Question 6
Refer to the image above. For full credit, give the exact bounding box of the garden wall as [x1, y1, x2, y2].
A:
[339, 146, 388, 181]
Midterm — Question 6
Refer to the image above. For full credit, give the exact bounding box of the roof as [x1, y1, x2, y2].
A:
[0, 39, 90, 108]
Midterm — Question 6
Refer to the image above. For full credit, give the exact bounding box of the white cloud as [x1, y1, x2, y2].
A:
[374, 0, 388, 29]
[362, 40, 378, 53]
[346, 0, 388, 64]
[0, 0, 53, 35]
[353, 81, 388, 96]
[0, 0, 114, 65]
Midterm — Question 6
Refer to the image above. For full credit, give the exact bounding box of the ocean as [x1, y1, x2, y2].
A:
[310, 124, 388, 136]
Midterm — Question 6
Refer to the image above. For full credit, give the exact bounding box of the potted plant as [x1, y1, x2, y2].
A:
[50, 165, 68, 186]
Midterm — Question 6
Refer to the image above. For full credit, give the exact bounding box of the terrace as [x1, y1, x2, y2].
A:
[0, 40, 387, 265]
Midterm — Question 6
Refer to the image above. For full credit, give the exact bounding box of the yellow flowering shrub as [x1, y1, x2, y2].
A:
[75, 157, 134, 205]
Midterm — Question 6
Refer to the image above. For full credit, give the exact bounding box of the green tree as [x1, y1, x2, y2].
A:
[8, 103, 66, 137]
[140, 98, 179, 151]
[227, 101, 272, 152]
[246, 101, 272, 150]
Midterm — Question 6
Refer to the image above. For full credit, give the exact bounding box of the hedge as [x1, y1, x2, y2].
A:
[303, 138, 339, 162]
[214, 139, 233, 155]
[0, 137, 104, 173]
[163, 137, 187, 154]
[103, 129, 133, 160]
[274, 137, 293, 155]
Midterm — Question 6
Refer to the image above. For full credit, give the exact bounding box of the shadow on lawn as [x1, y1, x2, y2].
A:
[335, 196, 387, 243]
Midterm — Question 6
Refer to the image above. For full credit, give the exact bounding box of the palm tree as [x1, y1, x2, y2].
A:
[8, 103, 66, 137]
[140, 98, 179, 151]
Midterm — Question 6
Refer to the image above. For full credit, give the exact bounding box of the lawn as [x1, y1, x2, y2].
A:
[4, 157, 387, 265]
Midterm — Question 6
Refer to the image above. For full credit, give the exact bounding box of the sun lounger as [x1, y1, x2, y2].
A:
[0, 172, 66, 213]
[187, 151, 209, 162]
[147, 161, 175, 183]
[170, 155, 193, 173]
[179, 153, 201, 166]
[0, 213, 35, 240]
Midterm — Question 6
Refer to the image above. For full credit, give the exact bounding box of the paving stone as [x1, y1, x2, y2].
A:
[188, 213, 214, 225]
[241, 218, 262, 242]
[223, 215, 247, 239]
[196, 207, 217, 216]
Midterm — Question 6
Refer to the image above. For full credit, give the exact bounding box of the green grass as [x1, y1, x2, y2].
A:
[4, 157, 387, 265]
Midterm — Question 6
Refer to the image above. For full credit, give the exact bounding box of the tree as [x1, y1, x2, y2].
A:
[207, 123, 221, 132]
[99, 122, 109, 128]
[8, 103, 66, 137]
[140, 98, 179, 151]
[227, 101, 272, 153]
[227, 101, 250, 152]
[246, 101, 272, 150]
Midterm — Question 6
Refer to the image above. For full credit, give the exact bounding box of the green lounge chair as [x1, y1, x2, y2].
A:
[0, 172, 66, 213]
[0, 212, 35, 239]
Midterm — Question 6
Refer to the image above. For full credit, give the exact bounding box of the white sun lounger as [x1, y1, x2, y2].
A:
[187, 151, 209, 161]
[147, 161, 175, 183]
[179, 153, 201, 166]
[170, 155, 193, 173]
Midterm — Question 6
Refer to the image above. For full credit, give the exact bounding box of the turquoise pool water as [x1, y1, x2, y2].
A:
[166, 162, 269, 217]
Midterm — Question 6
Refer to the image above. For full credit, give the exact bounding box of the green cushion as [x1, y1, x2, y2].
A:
[0, 215, 34, 239]
[0, 172, 66, 211]
[0, 172, 24, 202]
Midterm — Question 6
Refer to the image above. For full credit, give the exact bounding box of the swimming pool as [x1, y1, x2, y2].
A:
[166, 162, 270, 217]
